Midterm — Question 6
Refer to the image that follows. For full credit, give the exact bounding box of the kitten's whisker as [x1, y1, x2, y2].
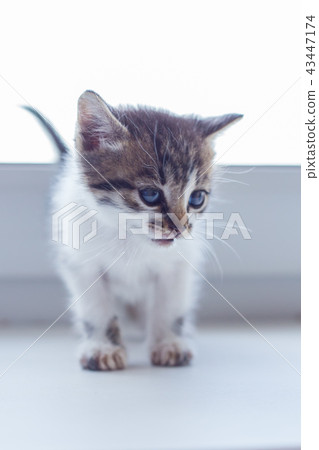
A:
[125, 238, 139, 268]
[212, 177, 249, 186]
[209, 234, 241, 262]
[220, 167, 255, 175]
[133, 133, 157, 165]
[162, 139, 170, 171]
[77, 235, 120, 265]
[153, 120, 160, 165]
[194, 234, 223, 279]
[166, 126, 179, 146]
[193, 228, 242, 263]
[123, 114, 159, 170]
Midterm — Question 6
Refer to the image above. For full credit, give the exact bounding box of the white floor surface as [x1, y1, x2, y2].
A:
[0, 323, 300, 450]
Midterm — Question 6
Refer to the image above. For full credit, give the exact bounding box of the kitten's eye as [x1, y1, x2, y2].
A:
[139, 188, 161, 205]
[188, 190, 206, 208]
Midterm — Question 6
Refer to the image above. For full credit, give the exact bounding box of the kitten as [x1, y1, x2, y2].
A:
[26, 91, 242, 370]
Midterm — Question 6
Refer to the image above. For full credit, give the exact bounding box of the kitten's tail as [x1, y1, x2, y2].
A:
[22, 105, 69, 158]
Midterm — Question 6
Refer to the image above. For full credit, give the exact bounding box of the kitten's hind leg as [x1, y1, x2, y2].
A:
[63, 266, 127, 371]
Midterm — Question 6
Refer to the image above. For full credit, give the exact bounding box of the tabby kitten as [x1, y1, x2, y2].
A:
[27, 91, 241, 370]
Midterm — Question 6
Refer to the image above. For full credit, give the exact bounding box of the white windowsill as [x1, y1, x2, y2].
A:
[0, 323, 300, 450]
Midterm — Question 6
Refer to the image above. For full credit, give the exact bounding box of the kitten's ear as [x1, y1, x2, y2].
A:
[76, 90, 129, 152]
[199, 113, 243, 140]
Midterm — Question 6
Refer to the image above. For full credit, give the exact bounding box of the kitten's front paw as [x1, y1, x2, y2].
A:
[79, 341, 127, 371]
[151, 339, 193, 367]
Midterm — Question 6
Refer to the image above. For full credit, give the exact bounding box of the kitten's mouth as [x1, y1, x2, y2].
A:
[151, 238, 175, 247]
[150, 229, 181, 247]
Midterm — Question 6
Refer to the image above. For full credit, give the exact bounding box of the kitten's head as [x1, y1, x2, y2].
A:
[75, 90, 242, 247]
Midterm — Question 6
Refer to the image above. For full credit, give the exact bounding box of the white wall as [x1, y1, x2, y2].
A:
[0, 0, 300, 165]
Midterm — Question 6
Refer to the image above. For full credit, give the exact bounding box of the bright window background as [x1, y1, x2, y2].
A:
[0, 0, 300, 165]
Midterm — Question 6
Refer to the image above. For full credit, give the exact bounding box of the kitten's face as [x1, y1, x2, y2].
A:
[75, 91, 241, 247]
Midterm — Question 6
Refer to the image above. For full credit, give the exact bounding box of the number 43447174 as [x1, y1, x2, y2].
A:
[306, 15, 315, 76]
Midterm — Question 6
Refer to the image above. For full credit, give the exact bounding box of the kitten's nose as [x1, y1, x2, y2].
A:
[161, 227, 180, 239]
[169, 228, 181, 239]
[166, 213, 187, 237]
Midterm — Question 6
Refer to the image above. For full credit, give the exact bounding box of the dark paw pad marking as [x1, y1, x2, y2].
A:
[86, 356, 100, 371]
[105, 316, 122, 346]
[177, 351, 193, 366]
[171, 317, 185, 336]
[83, 321, 94, 338]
